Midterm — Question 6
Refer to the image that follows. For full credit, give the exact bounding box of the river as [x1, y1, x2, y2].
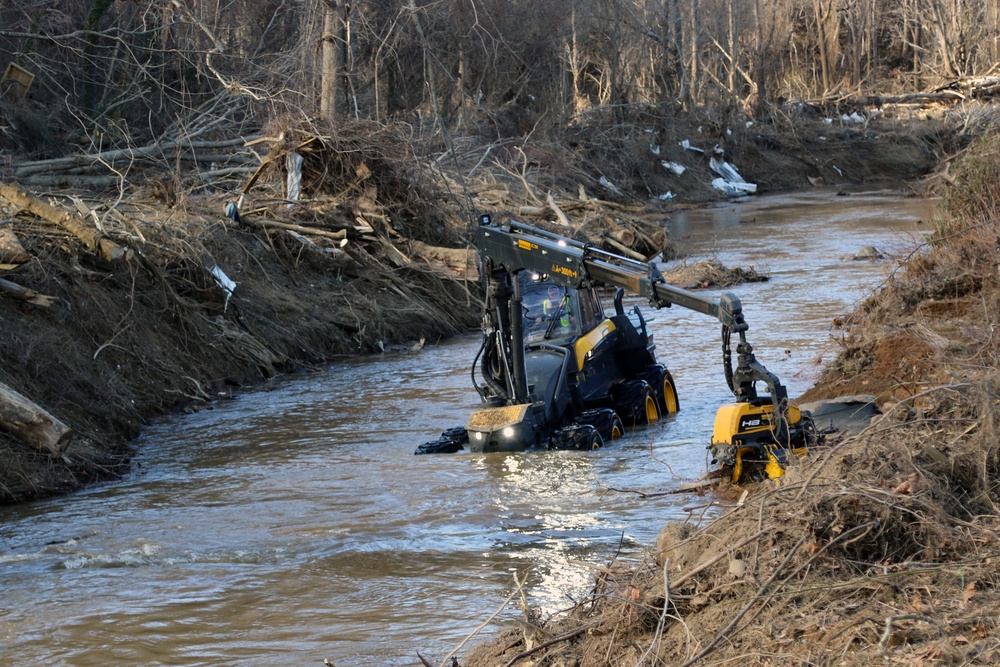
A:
[0, 189, 937, 666]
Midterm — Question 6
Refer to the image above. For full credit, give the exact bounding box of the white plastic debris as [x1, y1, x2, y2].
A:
[655, 192, 675, 201]
[823, 118, 833, 125]
[599, 176, 621, 195]
[840, 112, 865, 124]
[714, 144, 725, 155]
[711, 178, 757, 196]
[679, 139, 704, 154]
[661, 161, 686, 176]
[286, 150, 304, 205]
[211, 266, 236, 311]
[710, 157, 757, 196]
[650, 144, 661, 155]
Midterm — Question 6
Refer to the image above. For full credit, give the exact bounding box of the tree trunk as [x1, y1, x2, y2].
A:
[684, 0, 700, 107]
[407, 0, 441, 132]
[320, 1, 343, 122]
[0, 382, 73, 455]
[817, 0, 841, 93]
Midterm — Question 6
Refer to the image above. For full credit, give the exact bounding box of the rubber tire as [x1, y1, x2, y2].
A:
[611, 380, 660, 426]
[576, 408, 625, 441]
[638, 364, 679, 414]
[549, 424, 604, 450]
[414, 426, 468, 455]
[440, 426, 470, 446]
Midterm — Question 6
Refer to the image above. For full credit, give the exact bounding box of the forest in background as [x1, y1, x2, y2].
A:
[2, 0, 1000, 169]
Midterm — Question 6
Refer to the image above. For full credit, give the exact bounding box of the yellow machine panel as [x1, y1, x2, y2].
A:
[712, 402, 802, 445]
[574, 319, 616, 370]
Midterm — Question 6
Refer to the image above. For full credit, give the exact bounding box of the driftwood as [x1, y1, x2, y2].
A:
[0, 183, 129, 262]
[0, 278, 57, 306]
[0, 381, 73, 454]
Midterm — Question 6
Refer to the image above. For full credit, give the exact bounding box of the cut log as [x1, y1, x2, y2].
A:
[0, 182, 129, 262]
[0, 381, 73, 454]
[517, 205, 548, 217]
[0, 277, 57, 306]
[604, 236, 646, 261]
[409, 240, 478, 280]
[0, 226, 30, 263]
[546, 192, 572, 227]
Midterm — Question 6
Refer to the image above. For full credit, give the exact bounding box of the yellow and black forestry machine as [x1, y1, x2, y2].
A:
[417, 216, 817, 483]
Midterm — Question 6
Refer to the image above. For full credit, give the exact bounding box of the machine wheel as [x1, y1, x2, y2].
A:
[414, 426, 468, 455]
[549, 424, 604, 450]
[440, 426, 470, 445]
[576, 408, 625, 441]
[639, 364, 679, 415]
[611, 380, 660, 426]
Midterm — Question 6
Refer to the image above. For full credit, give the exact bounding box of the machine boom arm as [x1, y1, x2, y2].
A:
[476, 218, 790, 415]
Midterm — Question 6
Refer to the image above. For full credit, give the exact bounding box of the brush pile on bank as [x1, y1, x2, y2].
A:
[0, 119, 487, 504]
[459, 136, 1000, 666]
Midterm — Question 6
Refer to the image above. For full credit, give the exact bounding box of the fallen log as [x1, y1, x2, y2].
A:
[0, 183, 129, 261]
[0, 226, 29, 263]
[604, 236, 646, 261]
[546, 192, 572, 227]
[408, 240, 478, 280]
[0, 381, 73, 454]
[13, 136, 260, 178]
[0, 278, 57, 306]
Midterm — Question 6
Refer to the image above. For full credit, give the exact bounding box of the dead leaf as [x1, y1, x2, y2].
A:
[910, 592, 923, 613]
[961, 581, 976, 608]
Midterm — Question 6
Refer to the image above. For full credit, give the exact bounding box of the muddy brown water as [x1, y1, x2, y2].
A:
[0, 190, 936, 666]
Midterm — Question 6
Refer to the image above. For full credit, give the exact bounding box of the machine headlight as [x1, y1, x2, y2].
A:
[473, 431, 484, 441]
[502, 426, 515, 438]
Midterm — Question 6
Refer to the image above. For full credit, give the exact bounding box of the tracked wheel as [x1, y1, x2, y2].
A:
[414, 426, 468, 455]
[611, 380, 660, 426]
[549, 424, 604, 450]
[638, 364, 679, 415]
[576, 408, 625, 441]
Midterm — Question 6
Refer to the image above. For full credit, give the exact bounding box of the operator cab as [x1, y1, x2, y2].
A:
[522, 276, 605, 344]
